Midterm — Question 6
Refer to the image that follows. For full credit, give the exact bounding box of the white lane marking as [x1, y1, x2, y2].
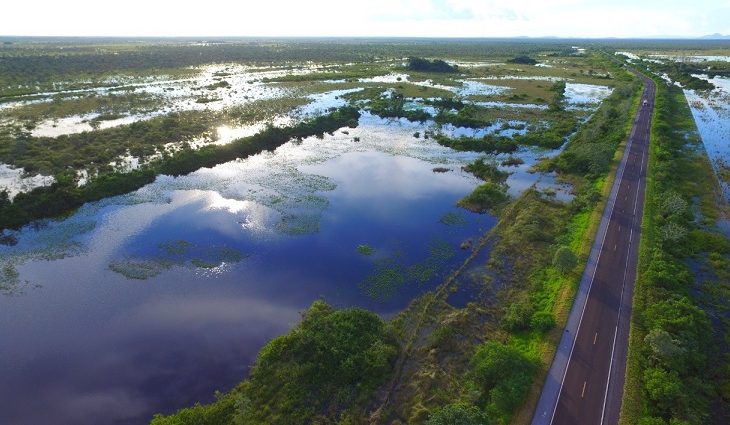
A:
[600, 81, 653, 425]
[582, 381, 587, 398]
[601, 325, 620, 423]
[594, 332, 598, 344]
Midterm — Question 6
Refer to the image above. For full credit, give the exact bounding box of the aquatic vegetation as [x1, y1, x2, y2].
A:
[501, 156, 524, 167]
[0, 110, 218, 176]
[361, 239, 456, 301]
[369, 91, 433, 122]
[433, 133, 518, 154]
[462, 158, 509, 184]
[109, 258, 172, 280]
[110, 243, 248, 279]
[0, 107, 360, 231]
[275, 213, 322, 235]
[4, 91, 164, 123]
[457, 182, 510, 214]
[205, 80, 231, 90]
[357, 244, 374, 255]
[435, 104, 491, 128]
[159, 240, 193, 256]
[439, 211, 468, 226]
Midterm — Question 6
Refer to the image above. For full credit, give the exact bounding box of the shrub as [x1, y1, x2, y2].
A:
[530, 311, 556, 332]
[552, 246, 577, 273]
[457, 183, 510, 214]
[471, 341, 537, 419]
[501, 302, 534, 332]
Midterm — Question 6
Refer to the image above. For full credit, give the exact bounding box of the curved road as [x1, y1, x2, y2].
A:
[531, 72, 655, 425]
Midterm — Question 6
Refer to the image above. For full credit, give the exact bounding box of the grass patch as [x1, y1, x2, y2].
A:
[357, 244, 375, 256]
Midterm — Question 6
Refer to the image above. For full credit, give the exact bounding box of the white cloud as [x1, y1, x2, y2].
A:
[1, 0, 728, 37]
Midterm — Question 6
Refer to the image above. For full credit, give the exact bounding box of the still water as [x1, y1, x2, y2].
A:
[0, 114, 494, 424]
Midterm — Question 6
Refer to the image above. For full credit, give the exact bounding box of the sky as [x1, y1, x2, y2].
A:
[3, 0, 729, 38]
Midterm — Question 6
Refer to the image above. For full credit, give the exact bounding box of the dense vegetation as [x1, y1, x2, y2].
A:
[0, 111, 216, 175]
[406, 57, 458, 73]
[621, 79, 730, 425]
[551, 79, 640, 175]
[507, 56, 538, 65]
[458, 158, 511, 214]
[0, 107, 360, 231]
[433, 133, 517, 154]
[151, 301, 398, 424]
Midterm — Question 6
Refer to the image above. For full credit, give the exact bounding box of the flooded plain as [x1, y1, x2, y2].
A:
[0, 111, 497, 424]
[684, 75, 730, 203]
[0, 60, 613, 424]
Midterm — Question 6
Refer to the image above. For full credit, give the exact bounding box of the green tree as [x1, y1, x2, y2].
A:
[237, 301, 398, 424]
[644, 328, 686, 369]
[471, 341, 537, 419]
[643, 367, 682, 415]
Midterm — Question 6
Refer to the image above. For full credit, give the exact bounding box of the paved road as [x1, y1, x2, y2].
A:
[531, 73, 655, 425]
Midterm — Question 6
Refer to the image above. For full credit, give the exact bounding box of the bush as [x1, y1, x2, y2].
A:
[507, 56, 537, 65]
[407, 57, 457, 73]
[501, 302, 533, 332]
[154, 301, 398, 424]
[530, 311, 556, 332]
[457, 183, 510, 214]
[471, 341, 537, 419]
[236, 301, 398, 423]
[463, 158, 509, 184]
[552, 246, 577, 273]
[643, 367, 683, 415]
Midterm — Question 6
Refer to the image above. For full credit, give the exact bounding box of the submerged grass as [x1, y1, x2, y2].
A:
[109, 242, 248, 280]
[360, 239, 456, 301]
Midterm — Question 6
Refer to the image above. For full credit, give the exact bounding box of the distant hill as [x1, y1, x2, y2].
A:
[702, 33, 730, 39]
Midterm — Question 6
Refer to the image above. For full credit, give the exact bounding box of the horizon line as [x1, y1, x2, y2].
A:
[1, 34, 729, 40]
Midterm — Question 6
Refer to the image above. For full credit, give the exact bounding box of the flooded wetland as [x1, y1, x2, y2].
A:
[2, 38, 727, 425]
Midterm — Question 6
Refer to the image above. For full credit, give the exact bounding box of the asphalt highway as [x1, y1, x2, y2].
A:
[531, 73, 656, 425]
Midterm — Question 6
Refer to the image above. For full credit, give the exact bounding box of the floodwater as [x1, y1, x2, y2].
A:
[684, 75, 730, 203]
[0, 65, 610, 424]
[0, 112, 496, 425]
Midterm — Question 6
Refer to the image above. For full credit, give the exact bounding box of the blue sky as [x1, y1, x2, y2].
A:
[3, 0, 729, 38]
